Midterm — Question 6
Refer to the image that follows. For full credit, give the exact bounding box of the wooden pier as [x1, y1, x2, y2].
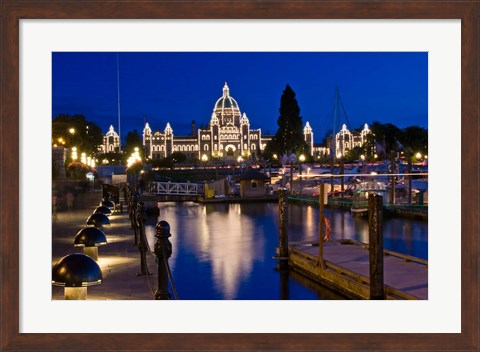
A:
[288, 239, 428, 300]
[277, 186, 428, 300]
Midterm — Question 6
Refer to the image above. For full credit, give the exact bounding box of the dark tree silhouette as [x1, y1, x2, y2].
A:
[124, 129, 143, 157]
[266, 84, 308, 157]
[52, 114, 103, 153]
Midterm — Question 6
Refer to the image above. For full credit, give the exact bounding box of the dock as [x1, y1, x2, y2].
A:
[288, 239, 428, 300]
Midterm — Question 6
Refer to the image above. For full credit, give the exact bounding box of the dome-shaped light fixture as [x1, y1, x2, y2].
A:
[74, 227, 107, 261]
[86, 213, 110, 228]
[93, 205, 112, 216]
[52, 253, 102, 299]
[100, 199, 115, 211]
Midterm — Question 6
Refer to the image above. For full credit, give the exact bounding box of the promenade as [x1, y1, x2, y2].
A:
[52, 190, 158, 300]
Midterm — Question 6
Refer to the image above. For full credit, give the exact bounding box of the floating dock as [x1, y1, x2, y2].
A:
[288, 239, 428, 300]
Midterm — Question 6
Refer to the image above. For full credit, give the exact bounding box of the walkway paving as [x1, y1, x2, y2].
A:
[52, 190, 158, 300]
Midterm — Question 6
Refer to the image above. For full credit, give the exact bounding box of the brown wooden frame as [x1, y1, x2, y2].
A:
[1, 1, 478, 350]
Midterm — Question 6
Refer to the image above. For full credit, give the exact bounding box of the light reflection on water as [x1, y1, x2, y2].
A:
[145, 202, 427, 300]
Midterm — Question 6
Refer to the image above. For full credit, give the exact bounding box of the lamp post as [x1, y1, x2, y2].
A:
[237, 156, 243, 174]
[299, 154, 305, 196]
[201, 154, 208, 170]
[71, 147, 78, 161]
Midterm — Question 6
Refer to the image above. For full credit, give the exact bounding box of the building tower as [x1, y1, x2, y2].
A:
[303, 121, 314, 156]
[102, 125, 121, 153]
[191, 120, 197, 137]
[335, 124, 353, 158]
[164, 123, 173, 157]
[143, 122, 152, 159]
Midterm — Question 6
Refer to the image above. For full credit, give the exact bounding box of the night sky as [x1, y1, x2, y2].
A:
[52, 52, 427, 143]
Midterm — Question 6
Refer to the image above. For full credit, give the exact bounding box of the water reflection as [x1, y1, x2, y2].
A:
[144, 202, 427, 299]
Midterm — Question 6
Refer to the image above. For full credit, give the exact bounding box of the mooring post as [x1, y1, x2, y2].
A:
[279, 267, 289, 300]
[389, 154, 395, 205]
[317, 182, 326, 268]
[407, 154, 412, 205]
[368, 193, 385, 299]
[278, 188, 289, 269]
[136, 202, 151, 276]
[154, 220, 172, 300]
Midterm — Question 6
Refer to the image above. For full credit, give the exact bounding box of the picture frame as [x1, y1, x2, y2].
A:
[1, 1, 478, 351]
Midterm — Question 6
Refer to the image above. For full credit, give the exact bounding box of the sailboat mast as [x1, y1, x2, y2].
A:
[116, 53, 121, 150]
[331, 87, 339, 160]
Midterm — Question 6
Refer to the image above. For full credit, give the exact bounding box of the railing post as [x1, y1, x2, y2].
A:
[154, 220, 172, 300]
[368, 193, 385, 299]
[278, 188, 289, 269]
[136, 202, 151, 276]
[130, 192, 139, 246]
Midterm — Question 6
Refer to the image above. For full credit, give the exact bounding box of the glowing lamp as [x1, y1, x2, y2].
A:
[74, 227, 107, 261]
[86, 213, 110, 228]
[94, 206, 112, 216]
[52, 253, 102, 300]
[100, 199, 115, 211]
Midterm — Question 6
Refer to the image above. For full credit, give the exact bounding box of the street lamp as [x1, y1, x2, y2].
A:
[299, 154, 306, 196]
[71, 147, 78, 161]
[201, 154, 208, 169]
[69, 128, 75, 134]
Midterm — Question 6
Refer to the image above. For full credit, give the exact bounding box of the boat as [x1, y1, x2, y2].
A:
[351, 180, 387, 216]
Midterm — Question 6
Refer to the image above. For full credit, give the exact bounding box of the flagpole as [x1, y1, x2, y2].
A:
[117, 52, 121, 150]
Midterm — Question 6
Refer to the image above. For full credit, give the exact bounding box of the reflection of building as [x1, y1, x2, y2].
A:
[100, 125, 121, 153]
[142, 83, 315, 161]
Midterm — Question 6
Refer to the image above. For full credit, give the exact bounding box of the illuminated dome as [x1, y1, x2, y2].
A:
[213, 82, 241, 126]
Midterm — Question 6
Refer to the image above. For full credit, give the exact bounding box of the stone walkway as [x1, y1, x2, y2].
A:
[52, 190, 158, 300]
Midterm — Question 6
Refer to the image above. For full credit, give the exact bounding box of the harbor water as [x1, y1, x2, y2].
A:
[144, 202, 427, 300]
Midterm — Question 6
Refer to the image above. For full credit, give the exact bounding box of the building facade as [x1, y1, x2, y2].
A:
[142, 83, 315, 161]
[313, 123, 373, 160]
[100, 125, 121, 153]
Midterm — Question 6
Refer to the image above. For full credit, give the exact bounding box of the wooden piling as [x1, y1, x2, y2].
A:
[278, 188, 289, 269]
[317, 183, 326, 268]
[368, 193, 384, 299]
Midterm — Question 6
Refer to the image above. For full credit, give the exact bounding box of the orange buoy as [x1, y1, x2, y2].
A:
[323, 217, 331, 241]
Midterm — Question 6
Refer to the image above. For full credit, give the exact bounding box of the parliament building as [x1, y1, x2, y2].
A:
[142, 82, 315, 161]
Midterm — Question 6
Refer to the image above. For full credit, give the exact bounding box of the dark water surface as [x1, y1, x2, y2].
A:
[144, 202, 427, 300]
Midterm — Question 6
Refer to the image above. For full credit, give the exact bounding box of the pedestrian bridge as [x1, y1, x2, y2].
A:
[149, 182, 204, 196]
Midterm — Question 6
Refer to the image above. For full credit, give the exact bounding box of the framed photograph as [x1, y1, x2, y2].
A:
[1, 1, 478, 351]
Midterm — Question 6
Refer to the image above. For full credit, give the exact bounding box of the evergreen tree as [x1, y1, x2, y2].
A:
[52, 114, 103, 153]
[124, 130, 143, 158]
[266, 84, 308, 156]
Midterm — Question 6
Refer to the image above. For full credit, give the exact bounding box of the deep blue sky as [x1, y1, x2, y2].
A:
[52, 52, 427, 143]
